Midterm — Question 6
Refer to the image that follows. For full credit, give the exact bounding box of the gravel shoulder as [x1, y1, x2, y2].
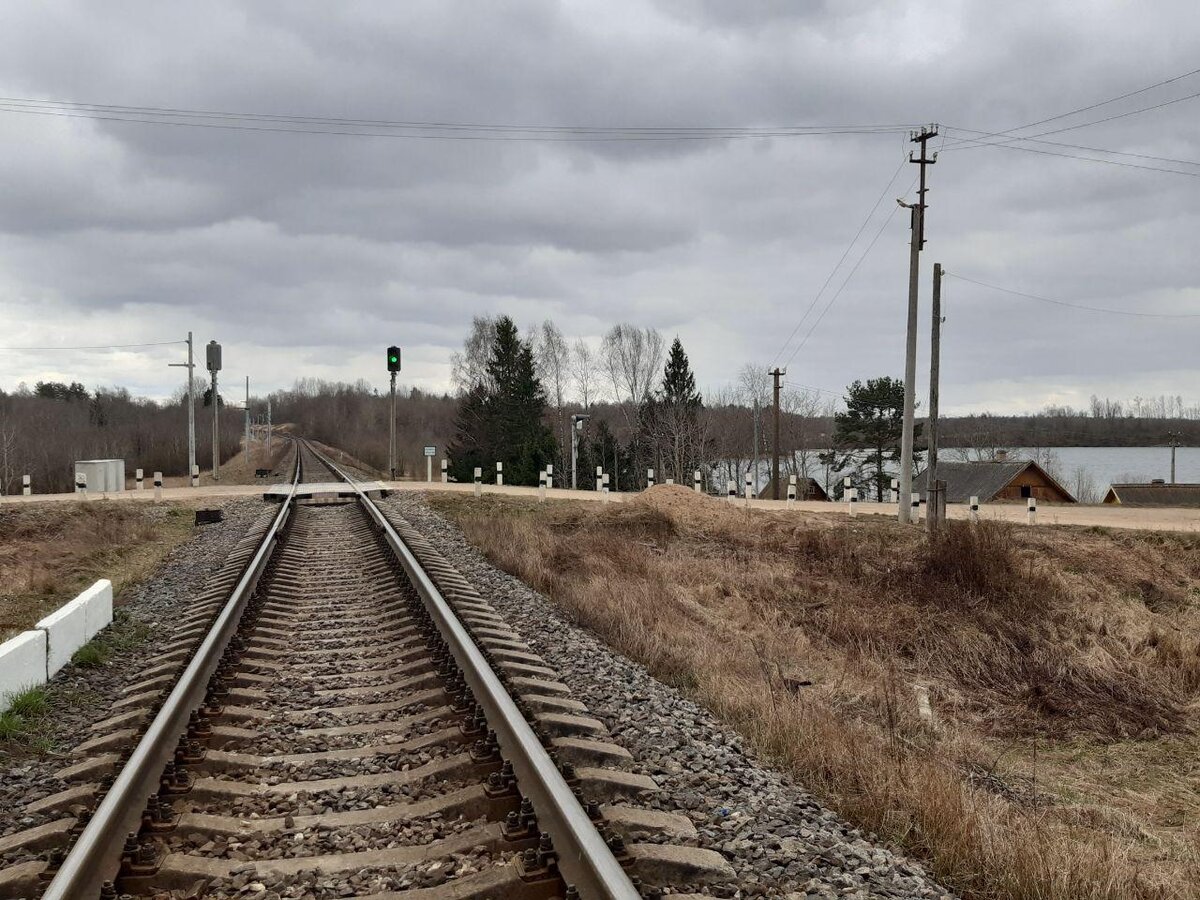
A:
[389, 492, 957, 900]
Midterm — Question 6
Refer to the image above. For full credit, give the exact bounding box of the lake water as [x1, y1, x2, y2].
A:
[948, 446, 1200, 496]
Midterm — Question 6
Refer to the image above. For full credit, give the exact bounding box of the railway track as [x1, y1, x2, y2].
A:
[2, 440, 729, 899]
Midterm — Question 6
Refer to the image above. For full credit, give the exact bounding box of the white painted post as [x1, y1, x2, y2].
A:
[744, 471, 752, 507]
[849, 486, 858, 516]
[911, 492, 921, 523]
[546, 463, 553, 485]
[666, 477, 674, 485]
[153, 471, 163, 502]
[1027, 496, 1037, 526]
[441, 459, 448, 484]
[496, 461, 503, 487]
[602, 472, 610, 502]
[191, 464, 199, 488]
[135, 468, 144, 491]
[969, 495, 980, 523]
[891, 478, 899, 505]
[843, 476, 852, 513]
[474, 467, 482, 498]
[22, 474, 30, 496]
[727, 482, 736, 502]
[538, 469, 547, 503]
[75, 470, 87, 500]
[787, 474, 797, 508]
[647, 468, 655, 488]
[693, 469, 701, 493]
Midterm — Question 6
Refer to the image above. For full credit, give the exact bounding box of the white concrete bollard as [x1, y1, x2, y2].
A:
[911, 492, 921, 523]
[496, 461, 503, 487]
[891, 478, 899, 505]
[1027, 496, 1037, 526]
[441, 459, 448, 484]
[22, 474, 30, 496]
[153, 471, 163, 502]
[136, 468, 144, 491]
[694, 470, 701, 493]
[647, 468, 655, 488]
[545, 463, 553, 483]
[538, 470, 547, 503]
[744, 471, 752, 507]
[191, 464, 199, 488]
[666, 477, 674, 485]
[474, 467, 482, 498]
[602, 473, 610, 503]
[75, 471, 87, 500]
[969, 495, 979, 523]
[849, 486, 858, 516]
[787, 474, 797, 508]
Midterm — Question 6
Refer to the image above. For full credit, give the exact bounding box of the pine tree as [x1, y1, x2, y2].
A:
[819, 376, 921, 501]
[641, 337, 704, 484]
[448, 317, 557, 485]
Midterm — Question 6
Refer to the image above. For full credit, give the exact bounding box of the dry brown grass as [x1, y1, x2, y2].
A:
[433, 487, 1200, 900]
[0, 502, 194, 640]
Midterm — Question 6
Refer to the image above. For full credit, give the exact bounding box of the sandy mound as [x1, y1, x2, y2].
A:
[631, 483, 744, 528]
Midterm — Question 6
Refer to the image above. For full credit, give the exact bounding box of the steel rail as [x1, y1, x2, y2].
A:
[307, 442, 640, 900]
[42, 451, 303, 900]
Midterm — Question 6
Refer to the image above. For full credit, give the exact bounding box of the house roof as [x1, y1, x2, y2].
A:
[914, 460, 1076, 503]
[756, 476, 829, 501]
[1103, 483, 1200, 507]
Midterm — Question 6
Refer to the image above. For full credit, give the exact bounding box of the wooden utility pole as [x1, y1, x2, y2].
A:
[1168, 431, 1181, 484]
[770, 368, 785, 499]
[898, 124, 938, 524]
[927, 263, 943, 532]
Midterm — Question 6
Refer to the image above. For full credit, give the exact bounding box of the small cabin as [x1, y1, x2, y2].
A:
[914, 459, 1076, 504]
[756, 476, 830, 501]
[1103, 482, 1200, 507]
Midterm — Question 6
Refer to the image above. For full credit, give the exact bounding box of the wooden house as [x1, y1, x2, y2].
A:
[1103, 482, 1200, 506]
[914, 459, 1075, 504]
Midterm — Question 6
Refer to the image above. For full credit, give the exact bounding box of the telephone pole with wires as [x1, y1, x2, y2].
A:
[770, 368, 785, 499]
[897, 124, 938, 524]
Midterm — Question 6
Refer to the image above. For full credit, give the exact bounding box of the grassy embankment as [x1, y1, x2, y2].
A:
[0, 503, 195, 750]
[432, 487, 1200, 900]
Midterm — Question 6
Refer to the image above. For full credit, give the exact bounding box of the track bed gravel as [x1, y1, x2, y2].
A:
[389, 493, 958, 900]
[1, 498, 266, 848]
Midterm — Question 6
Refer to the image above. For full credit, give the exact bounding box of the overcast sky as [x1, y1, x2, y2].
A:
[0, 1, 1197, 415]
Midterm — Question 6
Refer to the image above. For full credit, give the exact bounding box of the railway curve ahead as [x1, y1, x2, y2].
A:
[12, 439, 730, 900]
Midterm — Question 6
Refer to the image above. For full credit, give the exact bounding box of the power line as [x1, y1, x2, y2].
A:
[945, 273, 1200, 319]
[769, 155, 909, 368]
[942, 65, 1200, 149]
[0, 340, 187, 351]
[944, 125, 1200, 169]
[0, 97, 917, 142]
[944, 129, 1200, 177]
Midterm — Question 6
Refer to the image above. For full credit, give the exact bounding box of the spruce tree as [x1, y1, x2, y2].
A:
[448, 317, 557, 485]
[819, 376, 921, 500]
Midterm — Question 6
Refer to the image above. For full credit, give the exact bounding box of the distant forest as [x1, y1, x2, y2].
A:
[2, 356, 1197, 495]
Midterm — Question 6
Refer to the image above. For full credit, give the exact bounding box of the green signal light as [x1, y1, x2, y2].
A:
[389, 355, 398, 363]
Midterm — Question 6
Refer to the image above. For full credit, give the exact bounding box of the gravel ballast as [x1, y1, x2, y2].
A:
[389, 493, 958, 900]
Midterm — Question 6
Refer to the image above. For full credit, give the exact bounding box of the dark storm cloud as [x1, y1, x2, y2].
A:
[0, 0, 1197, 412]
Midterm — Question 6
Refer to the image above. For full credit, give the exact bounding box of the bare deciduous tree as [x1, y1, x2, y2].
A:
[601, 324, 664, 410]
[450, 316, 497, 394]
[570, 338, 601, 410]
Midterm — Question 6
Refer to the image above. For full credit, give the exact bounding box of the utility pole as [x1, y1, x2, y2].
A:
[244, 376, 251, 472]
[770, 368, 785, 499]
[168, 332, 196, 486]
[1168, 431, 1181, 484]
[207, 341, 222, 480]
[752, 395, 760, 498]
[571, 414, 590, 489]
[898, 124, 938, 524]
[266, 399, 272, 455]
[926, 263, 943, 532]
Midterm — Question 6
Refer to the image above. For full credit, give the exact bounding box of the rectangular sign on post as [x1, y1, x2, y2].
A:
[424, 446, 436, 456]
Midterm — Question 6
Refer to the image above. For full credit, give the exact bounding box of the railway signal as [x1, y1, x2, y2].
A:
[207, 340, 222, 481]
[386, 346, 401, 479]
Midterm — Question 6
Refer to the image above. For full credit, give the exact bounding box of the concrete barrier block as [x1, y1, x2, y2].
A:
[0, 631, 48, 711]
[79, 579, 114, 641]
[36, 597, 88, 677]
